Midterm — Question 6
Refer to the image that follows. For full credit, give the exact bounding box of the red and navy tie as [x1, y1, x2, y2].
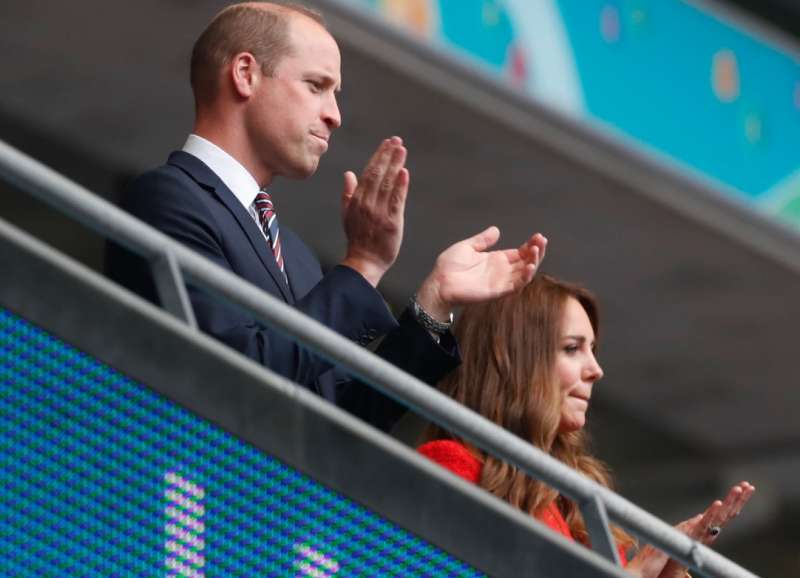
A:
[254, 191, 287, 285]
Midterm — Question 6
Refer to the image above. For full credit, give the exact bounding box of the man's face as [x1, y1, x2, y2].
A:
[245, 15, 342, 180]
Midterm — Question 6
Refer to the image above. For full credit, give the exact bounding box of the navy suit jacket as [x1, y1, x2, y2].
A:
[105, 151, 459, 430]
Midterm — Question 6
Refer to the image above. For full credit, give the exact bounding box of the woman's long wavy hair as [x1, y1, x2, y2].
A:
[426, 274, 634, 549]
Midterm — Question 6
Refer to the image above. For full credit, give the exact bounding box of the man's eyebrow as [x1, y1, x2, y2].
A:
[306, 72, 342, 92]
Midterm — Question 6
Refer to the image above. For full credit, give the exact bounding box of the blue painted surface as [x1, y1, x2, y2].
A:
[351, 0, 800, 224]
[438, 0, 515, 70]
[556, 0, 800, 198]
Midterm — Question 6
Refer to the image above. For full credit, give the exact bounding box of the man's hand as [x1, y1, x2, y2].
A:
[415, 227, 547, 320]
[340, 137, 409, 287]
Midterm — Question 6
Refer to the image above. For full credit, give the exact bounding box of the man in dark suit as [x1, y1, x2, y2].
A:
[106, 2, 546, 430]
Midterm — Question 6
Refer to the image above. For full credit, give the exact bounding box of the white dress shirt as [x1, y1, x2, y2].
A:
[182, 134, 270, 244]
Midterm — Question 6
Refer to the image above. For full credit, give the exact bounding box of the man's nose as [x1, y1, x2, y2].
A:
[323, 95, 341, 130]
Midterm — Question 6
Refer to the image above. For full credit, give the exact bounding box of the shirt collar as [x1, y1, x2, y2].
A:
[182, 134, 262, 209]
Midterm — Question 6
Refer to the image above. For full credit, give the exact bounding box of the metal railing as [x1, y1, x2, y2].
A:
[0, 139, 759, 578]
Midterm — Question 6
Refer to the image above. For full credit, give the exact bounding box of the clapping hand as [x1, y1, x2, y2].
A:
[341, 137, 408, 287]
[627, 481, 755, 578]
[415, 226, 547, 320]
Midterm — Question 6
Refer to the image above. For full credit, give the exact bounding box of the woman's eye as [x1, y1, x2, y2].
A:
[564, 345, 579, 354]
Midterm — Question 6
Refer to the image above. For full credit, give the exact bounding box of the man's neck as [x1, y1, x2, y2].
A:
[192, 119, 273, 188]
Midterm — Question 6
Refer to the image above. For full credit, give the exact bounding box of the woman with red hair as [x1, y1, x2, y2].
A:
[419, 274, 754, 576]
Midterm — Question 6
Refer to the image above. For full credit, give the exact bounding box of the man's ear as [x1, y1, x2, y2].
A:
[229, 52, 261, 99]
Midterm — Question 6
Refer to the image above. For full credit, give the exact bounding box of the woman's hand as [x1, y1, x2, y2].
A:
[626, 481, 755, 578]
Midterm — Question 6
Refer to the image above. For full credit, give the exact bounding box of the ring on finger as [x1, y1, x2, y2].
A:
[708, 525, 721, 537]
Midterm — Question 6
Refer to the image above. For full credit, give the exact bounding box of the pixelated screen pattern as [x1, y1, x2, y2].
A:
[0, 308, 483, 577]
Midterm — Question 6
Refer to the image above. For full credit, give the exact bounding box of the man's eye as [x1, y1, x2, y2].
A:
[306, 80, 321, 92]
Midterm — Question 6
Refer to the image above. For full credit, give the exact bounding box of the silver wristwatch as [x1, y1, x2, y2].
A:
[409, 294, 453, 334]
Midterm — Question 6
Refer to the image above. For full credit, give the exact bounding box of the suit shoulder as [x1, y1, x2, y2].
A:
[117, 161, 225, 246]
[120, 162, 200, 211]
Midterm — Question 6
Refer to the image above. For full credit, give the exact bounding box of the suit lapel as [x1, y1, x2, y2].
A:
[281, 231, 312, 302]
[167, 151, 294, 303]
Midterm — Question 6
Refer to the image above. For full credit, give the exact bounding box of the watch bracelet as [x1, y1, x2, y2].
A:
[410, 294, 453, 334]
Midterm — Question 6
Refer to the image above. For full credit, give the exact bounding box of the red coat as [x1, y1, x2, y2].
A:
[418, 439, 626, 563]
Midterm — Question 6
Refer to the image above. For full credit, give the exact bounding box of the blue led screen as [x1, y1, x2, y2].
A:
[0, 308, 482, 577]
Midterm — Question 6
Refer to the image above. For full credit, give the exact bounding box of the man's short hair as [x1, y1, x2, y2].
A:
[190, 2, 325, 103]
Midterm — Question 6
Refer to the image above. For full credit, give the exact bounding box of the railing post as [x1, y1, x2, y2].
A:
[151, 250, 197, 329]
[580, 494, 621, 566]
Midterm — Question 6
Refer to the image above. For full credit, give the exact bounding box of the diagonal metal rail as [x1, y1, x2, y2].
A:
[0, 139, 759, 578]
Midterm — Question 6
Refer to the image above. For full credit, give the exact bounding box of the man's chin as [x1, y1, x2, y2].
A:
[283, 158, 321, 180]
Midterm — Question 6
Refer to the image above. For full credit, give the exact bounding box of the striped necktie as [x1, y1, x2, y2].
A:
[254, 191, 287, 284]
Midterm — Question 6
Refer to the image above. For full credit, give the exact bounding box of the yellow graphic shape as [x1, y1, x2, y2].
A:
[381, 0, 434, 37]
[712, 49, 740, 103]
